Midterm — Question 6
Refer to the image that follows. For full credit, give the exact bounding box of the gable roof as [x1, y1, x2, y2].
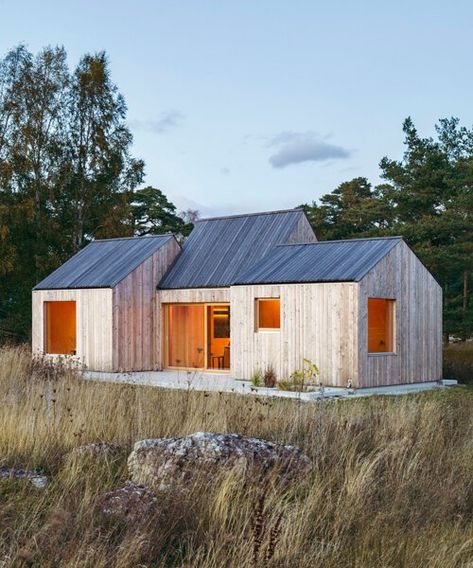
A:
[34, 234, 176, 290]
[158, 209, 314, 289]
[233, 237, 402, 285]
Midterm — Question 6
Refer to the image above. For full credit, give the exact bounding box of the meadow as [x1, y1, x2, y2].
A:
[1, 345, 473, 567]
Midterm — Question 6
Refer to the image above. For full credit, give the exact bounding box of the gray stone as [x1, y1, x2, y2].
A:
[97, 482, 158, 523]
[70, 442, 122, 457]
[0, 466, 48, 489]
[128, 432, 312, 492]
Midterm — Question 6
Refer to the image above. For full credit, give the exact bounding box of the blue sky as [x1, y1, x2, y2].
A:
[1, 0, 473, 216]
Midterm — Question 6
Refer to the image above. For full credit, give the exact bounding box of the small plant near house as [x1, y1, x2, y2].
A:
[251, 368, 263, 387]
[263, 366, 277, 388]
[277, 359, 319, 392]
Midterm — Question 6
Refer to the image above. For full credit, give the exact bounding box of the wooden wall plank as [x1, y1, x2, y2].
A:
[230, 282, 358, 387]
[32, 288, 113, 371]
[113, 237, 180, 372]
[358, 241, 442, 387]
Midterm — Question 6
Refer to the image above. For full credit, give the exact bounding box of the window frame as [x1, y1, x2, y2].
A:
[44, 300, 77, 355]
[367, 297, 396, 356]
[255, 298, 281, 332]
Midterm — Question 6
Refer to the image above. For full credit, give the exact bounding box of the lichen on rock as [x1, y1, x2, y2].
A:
[128, 432, 312, 492]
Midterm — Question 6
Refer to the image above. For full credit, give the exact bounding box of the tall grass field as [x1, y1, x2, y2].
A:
[1, 345, 473, 567]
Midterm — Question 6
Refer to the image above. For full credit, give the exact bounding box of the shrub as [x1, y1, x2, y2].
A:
[277, 359, 320, 392]
[263, 366, 277, 388]
[250, 368, 262, 387]
[444, 342, 473, 384]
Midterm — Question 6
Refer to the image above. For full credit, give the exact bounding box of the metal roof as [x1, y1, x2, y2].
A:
[159, 209, 311, 289]
[233, 237, 402, 285]
[34, 234, 175, 290]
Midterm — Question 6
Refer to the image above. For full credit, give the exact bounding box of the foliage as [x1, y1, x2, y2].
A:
[301, 117, 473, 340]
[130, 186, 193, 240]
[2, 347, 473, 566]
[0, 45, 189, 342]
[277, 358, 320, 392]
[250, 368, 262, 387]
[444, 341, 473, 384]
[262, 366, 277, 388]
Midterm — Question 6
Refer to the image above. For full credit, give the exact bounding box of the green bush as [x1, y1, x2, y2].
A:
[444, 342, 473, 384]
[250, 368, 262, 387]
[278, 359, 320, 392]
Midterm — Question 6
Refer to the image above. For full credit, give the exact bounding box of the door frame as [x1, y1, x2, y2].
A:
[162, 302, 230, 372]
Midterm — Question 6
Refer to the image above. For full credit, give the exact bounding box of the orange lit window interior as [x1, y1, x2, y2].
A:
[257, 299, 281, 330]
[368, 298, 395, 353]
[167, 304, 205, 368]
[45, 301, 77, 355]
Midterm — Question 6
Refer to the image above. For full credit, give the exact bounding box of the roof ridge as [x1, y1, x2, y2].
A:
[276, 236, 403, 247]
[196, 208, 303, 223]
[93, 233, 174, 243]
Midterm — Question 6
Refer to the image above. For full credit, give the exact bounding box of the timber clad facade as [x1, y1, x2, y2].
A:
[32, 209, 442, 387]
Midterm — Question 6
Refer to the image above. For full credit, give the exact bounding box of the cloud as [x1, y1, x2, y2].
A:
[130, 110, 184, 133]
[268, 131, 351, 168]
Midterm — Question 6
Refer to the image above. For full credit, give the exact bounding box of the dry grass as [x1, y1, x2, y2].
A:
[1, 346, 473, 567]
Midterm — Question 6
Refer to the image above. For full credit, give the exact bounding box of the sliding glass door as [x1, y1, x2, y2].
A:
[164, 303, 230, 370]
[166, 304, 205, 368]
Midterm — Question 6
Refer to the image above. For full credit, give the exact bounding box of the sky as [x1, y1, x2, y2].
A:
[1, 0, 473, 217]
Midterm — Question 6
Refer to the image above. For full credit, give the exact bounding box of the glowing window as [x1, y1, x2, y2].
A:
[44, 301, 77, 355]
[256, 299, 281, 330]
[368, 298, 395, 353]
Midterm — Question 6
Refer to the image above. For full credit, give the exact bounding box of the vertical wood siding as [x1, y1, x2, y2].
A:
[158, 288, 230, 304]
[285, 214, 318, 243]
[112, 238, 180, 372]
[230, 283, 358, 387]
[32, 288, 113, 371]
[358, 241, 442, 387]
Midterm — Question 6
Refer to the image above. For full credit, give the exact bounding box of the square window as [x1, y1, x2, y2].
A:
[368, 298, 395, 353]
[256, 299, 280, 330]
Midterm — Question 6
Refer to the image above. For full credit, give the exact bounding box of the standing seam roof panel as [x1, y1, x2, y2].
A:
[232, 238, 402, 284]
[159, 210, 309, 289]
[34, 234, 175, 290]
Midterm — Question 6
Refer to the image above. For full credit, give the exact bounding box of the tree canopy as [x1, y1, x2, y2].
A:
[0, 45, 191, 341]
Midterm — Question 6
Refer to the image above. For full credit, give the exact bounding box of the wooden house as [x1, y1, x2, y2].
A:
[32, 209, 442, 387]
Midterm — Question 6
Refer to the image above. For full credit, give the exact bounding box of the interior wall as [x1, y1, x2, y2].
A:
[166, 304, 205, 368]
[44, 301, 77, 355]
[32, 288, 113, 371]
[230, 282, 358, 387]
[358, 241, 442, 387]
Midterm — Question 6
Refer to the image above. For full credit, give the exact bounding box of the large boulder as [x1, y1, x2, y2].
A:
[127, 432, 312, 492]
[97, 482, 158, 524]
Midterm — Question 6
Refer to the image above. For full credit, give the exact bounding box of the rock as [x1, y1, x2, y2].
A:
[97, 482, 158, 524]
[0, 466, 48, 489]
[127, 432, 312, 492]
[70, 442, 122, 457]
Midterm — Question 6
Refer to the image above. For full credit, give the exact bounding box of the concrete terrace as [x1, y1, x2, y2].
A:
[84, 370, 458, 401]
